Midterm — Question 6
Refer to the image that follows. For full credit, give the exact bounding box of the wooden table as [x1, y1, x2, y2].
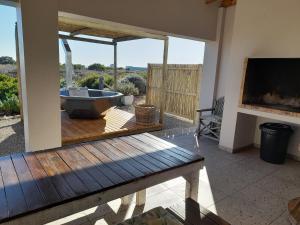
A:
[0, 133, 204, 225]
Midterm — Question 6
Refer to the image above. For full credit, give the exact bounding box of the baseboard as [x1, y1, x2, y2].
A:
[219, 143, 256, 154]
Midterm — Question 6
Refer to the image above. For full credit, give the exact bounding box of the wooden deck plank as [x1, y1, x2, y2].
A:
[119, 136, 183, 167]
[102, 140, 154, 174]
[106, 138, 166, 172]
[0, 156, 28, 217]
[60, 146, 113, 188]
[94, 141, 152, 176]
[37, 151, 89, 196]
[35, 152, 81, 199]
[23, 153, 62, 204]
[0, 166, 9, 220]
[133, 134, 200, 162]
[83, 143, 135, 181]
[61, 108, 162, 145]
[114, 138, 173, 170]
[76, 145, 125, 185]
[11, 154, 46, 211]
[57, 148, 103, 192]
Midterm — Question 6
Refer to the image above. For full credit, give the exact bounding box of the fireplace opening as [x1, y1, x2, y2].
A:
[241, 58, 300, 113]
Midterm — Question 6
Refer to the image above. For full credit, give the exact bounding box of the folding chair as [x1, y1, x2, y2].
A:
[195, 97, 224, 145]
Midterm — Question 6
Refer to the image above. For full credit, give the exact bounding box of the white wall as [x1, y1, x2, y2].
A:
[217, 0, 300, 158]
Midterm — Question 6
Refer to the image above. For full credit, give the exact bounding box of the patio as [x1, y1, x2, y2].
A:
[46, 133, 299, 225]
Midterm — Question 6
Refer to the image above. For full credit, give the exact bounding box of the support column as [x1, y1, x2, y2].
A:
[200, 9, 225, 109]
[159, 37, 169, 124]
[113, 42, 117, 90]
[17, 0, 61, 151]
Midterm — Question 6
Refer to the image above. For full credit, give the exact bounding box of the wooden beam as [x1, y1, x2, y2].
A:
[113, 36, 144, 43]
[159, 38, 169, 124]
[221, 0, 236, 7]
[58, 34, 114, 45]
[113, 42, 118, 90]
[206, 0, 236, 8]
[70, 27, 90, 36]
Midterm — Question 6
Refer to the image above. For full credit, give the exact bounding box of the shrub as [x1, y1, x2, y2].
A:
[0, 56, 16, 65]
[0, 74, 18, 101]
[120, 74, 146, 94]
[77, 73, 113, 89]
[73, 64, 86, 70]
[60, 78, 66, 88]
[116, 81, 139, 96]
[88, 63, 106, 71]
[0, 95, 20, 115]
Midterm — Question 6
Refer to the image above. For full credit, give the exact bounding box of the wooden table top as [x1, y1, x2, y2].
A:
[0, 133, 204, 223]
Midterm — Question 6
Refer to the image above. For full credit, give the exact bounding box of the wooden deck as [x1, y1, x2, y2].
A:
[0, 133, 203, 224]
[61, 108, 163, 145]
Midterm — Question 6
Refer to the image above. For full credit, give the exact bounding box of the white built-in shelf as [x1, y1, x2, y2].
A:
[238, 107, 300, 125]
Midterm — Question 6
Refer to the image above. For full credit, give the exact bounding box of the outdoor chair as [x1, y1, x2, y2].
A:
[195, 97, 224, 145]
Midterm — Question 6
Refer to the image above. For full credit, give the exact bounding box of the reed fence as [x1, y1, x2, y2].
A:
[146, 64, 202, 122]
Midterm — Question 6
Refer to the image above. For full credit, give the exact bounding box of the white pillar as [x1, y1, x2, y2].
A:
[200, 9, 225, 109]
[17, 0, 61, 151]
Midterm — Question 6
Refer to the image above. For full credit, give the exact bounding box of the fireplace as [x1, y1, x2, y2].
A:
[240, 58, 300, 114]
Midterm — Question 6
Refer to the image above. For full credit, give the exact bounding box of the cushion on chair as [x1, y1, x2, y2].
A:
[68, 87, 89, 97]
[117, 207, 183, 225]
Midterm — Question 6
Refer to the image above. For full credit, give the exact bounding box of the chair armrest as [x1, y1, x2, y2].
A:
[196, 108, 214, 113]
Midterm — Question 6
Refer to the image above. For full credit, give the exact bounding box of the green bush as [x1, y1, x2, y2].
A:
[0, 95, 20, 115]
[0, 74, 18, 101]
[60, 78, 66, 88]
[0, 56, 16, 65]
[77, 73, 113, 89]
[73, 64, 86, 70]
[88, 63, 106, 71]
[120, 74, 146, 94]
[116, 81, 139, 96]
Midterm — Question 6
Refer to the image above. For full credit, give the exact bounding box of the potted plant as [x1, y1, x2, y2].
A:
[116, 81, 139, 106]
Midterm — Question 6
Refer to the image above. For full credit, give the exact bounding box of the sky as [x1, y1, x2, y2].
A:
[0, 5, 205, 67]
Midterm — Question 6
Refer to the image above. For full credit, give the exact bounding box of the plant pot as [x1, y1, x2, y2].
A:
[135, 104, 156, 125]
[122, 95, 134, 106]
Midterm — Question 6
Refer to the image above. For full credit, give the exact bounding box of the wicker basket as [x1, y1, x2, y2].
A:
[135, 104, 156, 126]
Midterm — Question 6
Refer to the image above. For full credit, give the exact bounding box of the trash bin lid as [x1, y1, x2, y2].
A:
[259, 123, 293, 132]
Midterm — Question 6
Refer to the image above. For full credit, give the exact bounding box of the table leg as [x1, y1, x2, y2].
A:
[136, 189, 146, 206]
[184, 170, 199, 201]
[121, 194, 134, 205]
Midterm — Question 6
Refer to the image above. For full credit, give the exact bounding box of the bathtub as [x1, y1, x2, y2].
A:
[60, 89, 123, 119]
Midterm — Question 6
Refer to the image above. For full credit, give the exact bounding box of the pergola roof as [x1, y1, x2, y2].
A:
[58, 21, 130, 40]
[58, 16, 167, 42]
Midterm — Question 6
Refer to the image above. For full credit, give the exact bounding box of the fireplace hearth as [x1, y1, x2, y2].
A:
[240, 58, 300, 114]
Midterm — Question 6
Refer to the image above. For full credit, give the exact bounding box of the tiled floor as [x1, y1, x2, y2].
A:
[47, 133, 300, 225]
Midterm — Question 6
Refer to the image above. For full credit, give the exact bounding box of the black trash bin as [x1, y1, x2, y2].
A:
[259, 123, 293, 164]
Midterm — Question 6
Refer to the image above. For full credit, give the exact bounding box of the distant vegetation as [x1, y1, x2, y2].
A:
[0, 56, 16, 65]
[87, 63, 106, 72]
[77, 73, 113, 89]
